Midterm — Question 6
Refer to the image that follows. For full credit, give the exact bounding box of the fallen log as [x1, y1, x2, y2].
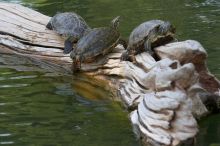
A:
[0, 2, 220, 146]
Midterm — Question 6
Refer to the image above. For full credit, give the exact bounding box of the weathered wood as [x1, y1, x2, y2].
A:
[155, 40, 220, 93]
[0, 3, 220, 146]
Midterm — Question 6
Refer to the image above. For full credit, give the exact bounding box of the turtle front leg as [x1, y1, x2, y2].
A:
[46, 21, 53, 30]
[131, 55, 137, 64]
[118, 38, 128, 49]
[76, 55, 83, 70]
[121, 51, 130, 61]
[144, 40, 154, 55]
[71, 59, 78, 73]
[130, 49, 138, 64]
[120, 46, 132, 61]
[71, 55, 82, 73]
[120, 51, 137, 64]
[121, 46, 132, 61]
[64, 36, 77, 54]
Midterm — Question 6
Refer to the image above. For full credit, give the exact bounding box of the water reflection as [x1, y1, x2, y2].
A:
[0, 133, 11, 137]
[0, 83, 29, 88]
[0, 141, 14, 145]
[0, 66, 138, 146]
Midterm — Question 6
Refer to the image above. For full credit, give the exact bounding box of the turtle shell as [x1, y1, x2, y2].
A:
[120, 20, 175, 62]
[128, 20, 165, 49]
[47, 12, 90, 38]
[70, 27, 120, 63]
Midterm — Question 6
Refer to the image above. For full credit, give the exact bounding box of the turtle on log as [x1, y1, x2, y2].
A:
[121, 20, 176, 62]
[70, 16, 125, 72]
[46, 12, 90, 54]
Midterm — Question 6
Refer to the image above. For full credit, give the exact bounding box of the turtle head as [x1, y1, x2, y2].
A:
[111, 16, 120, 29]
[159, 21, 176, 36]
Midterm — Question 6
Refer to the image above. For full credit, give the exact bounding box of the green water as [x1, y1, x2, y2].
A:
[0, 0, 220, 146]
[0, 55, 139, 146]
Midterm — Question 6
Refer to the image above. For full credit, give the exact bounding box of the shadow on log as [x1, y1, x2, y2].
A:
[0, 3, 220, 146]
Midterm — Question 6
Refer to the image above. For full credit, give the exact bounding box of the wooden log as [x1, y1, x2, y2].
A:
[155, 40, 220, 93]
[0, 3, 220, 146]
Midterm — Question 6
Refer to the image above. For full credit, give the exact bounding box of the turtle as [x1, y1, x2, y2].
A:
[46, 12, 91, 54]
[120, 20, 176, 62]
[70, 16, 125, 72]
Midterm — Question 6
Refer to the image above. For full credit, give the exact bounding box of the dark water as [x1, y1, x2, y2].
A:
[0, 0, 220, 146]
[0, 56, 139, 146]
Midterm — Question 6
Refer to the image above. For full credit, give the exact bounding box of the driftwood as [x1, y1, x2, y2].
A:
[0, 3, 220, 146]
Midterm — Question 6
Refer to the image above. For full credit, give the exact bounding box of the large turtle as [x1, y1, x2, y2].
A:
[46, 12, 90, 54]
[121, 20, 176, 62]
[70, 16, 124, 72]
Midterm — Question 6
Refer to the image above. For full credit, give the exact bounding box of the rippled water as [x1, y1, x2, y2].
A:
[0, 0, 220, 146]
[0, 61, 139, 146]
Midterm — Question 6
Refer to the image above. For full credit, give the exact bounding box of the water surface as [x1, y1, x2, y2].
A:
[0, 61, 139, 146]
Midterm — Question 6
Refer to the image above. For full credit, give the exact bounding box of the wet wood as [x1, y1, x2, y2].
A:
[1, 3, 220, 146]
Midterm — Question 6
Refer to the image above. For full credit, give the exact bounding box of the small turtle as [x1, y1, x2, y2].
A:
[46, 12, 90, 54]
[70, 16, 125, 72]
[121, 20, 176, 62]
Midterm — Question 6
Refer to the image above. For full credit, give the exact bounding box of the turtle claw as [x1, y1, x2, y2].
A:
[131, 56, 137, 64]
[118, 38, 128, 49]
[71, 61, 81, 73]
[71, 55, 82, 74]
[120, 52, 129, 61]
[71, 62, 77, 73]
[144, 40, 154, 55]
[46, 22, 53, 30]
[120, 52, 137, 63]
[64, 39, 73, 54]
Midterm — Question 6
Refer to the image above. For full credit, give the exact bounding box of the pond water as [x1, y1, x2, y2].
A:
[0, 0, 220, 146]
